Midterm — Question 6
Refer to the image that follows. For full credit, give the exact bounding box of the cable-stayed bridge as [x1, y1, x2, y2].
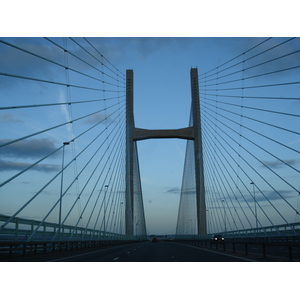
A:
[0, 37, 300, 261]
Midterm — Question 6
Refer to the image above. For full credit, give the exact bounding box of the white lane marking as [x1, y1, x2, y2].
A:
[113, 257, 119, 261]
[48, 248, 111, 262]
[48, 244, 139, 262]
[127, 252, 130, 254]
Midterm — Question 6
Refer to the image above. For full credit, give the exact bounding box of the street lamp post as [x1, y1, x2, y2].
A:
[222, 200, 226, 233]
[58, 142, 70, 241]
[103, 184, 108, 239]
[250, 182, 258, 235]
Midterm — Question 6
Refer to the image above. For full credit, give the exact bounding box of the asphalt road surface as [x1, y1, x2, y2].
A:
[6, 241, 253, 262]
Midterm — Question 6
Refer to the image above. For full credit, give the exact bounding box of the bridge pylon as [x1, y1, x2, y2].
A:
[125, 68, 207, 236]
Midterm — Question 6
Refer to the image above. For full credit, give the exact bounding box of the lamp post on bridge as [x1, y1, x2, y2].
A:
[221, 200, 227, 233]
[250, 182, 258, 235]
[103, 184, 109, 240]
[58, 141, 70, 241]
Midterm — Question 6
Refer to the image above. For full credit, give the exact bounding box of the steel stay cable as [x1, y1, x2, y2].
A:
[204, 173, 219, 233]
[203, 133, 251, 231]
[202, 96, 300, 118]
[44, 37, 124, 85]
[205, 153, 250, 234]
[202, 122, 254, 229]
[60, 109, 126, 227]
[202, 98, 300, 153]
[201, 141, 227, 232]
[0, 104, 123, 189]
[81, 126, 125, 237]
[92, 137, 125, 237]
[203, 122, 273, 232]
[0, 107, 125, 231]
[68, 114, 126, 238]
[91, 131, 125, 237]
[204, 103, 300, 175]
[68, 37, 124, 84]
[113, 166, 126, 236]
[70, 37, 122, 81]
[0, 144, 64, 230]
[45, 36, 125, 83]
[199, 37, 296, 80]
[202, 65, 300, 88]
[209, 97, 300, 140]
[203, 110, 290, 233]
[200, 109, 225, 233]
[107, 155, 126, 235]
[202, 92, 300, 101]
[0, 39, 124, 88]
[33, 110, 125, 241]
[203, 108, 300, 217]
[0, 101, 122, 148]
[198, 37, 272, 78]
[199, 49, 300, 84]
[71, 103, 124, 142]
[204, 80, 300, 92]
[91, 133, 125, 238]
[108, 185, 123, 237]
[0, 72, 119, 92]
[0, 145, 62, 188]
[101, 131, 126, 231]
[177, 140, 194, 234]
[201, 148, 221, 233]
[83, 37, 126, 78]
[204, 151, 237, 232]
[0, 95, 125, 111]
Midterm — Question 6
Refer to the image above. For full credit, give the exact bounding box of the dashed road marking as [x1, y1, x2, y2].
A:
[113, 257, 119, 261]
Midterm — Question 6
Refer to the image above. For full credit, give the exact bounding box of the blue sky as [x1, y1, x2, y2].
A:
[1, 36, 299, 237]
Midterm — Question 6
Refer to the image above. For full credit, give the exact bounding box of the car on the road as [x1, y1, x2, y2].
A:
[152, 237, 158, 242]
[211, 234, 225, 241]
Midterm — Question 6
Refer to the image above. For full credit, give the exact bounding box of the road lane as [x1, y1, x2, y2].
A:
[46, 241, 252, 262]
[3, 240, 255, 262]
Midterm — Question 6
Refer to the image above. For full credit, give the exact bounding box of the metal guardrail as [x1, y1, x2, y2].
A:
[0, 239, 142, 260]
[175, 237, 300, 262]
[222, 222, 300, 237]
[175, 222, 300, 240]
[0, 214, 124, 241]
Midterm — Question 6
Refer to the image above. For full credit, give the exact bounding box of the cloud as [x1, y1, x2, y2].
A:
[287, 138, 300, 146]
[0, 37, 64, 88]
[241, 37, 300, 79]
[166, 187, 181, 194]
[0, 112, 24, 123]
[165, 187, 196, 195]
[0, 159, 60, 172]
[0, 138, 58, 159]
[84, 112, 110, 124]
[252, 189, 295, 203]
[261, 159, 300, 169]
[86, 37, 196, 66]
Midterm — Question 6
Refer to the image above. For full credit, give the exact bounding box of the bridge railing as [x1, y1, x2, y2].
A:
[175, 221, 300, 240]
[173, 236, 300, 261]
[0, 214, 126, 241]
[0, 238, 144, 260]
